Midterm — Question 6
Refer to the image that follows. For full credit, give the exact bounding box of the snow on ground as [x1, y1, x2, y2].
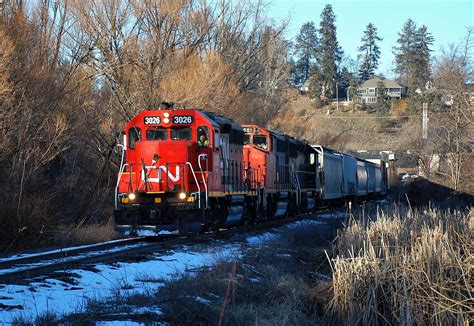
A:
[96, 321, 147, 326]
[0, 238, 143, 263]
[0, 244, 239, 323]
[0, 212, 344, 324]
[246, 231, 277, 245]
[316, 212, 347, 220]
[245, 214, 345, 245]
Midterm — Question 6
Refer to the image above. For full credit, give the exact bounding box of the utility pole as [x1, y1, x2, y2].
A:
[422, 102, 428, 139]
[336, 81, 339, 110]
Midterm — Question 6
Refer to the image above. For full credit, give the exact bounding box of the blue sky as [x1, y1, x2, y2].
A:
[268, 0, 473, 78]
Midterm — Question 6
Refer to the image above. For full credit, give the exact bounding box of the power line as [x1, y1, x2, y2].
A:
[285, 114, 421, 119]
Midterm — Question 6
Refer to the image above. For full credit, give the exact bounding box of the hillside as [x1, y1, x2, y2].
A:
[270, 94, 413, 152]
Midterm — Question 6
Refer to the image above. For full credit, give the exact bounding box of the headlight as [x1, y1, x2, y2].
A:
[163, 118, 170, 124]
[128, 193, 136, 201]
[178, 192, 186, 200]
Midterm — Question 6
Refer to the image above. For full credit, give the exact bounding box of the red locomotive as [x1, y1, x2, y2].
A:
[115, 105, 388, 234]
[115, 106, 259, 234]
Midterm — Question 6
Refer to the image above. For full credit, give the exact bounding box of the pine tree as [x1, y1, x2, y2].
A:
[292, 21, 318, 86]
[413, 25, 434, 88]
[358, 23, 382, 81]
[393, 19, 418, 89]
[394, 19, 434, 94]
[315, 4, 342, 98]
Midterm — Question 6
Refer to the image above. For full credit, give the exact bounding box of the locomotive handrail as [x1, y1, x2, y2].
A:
[115, 143, 126, 210]
[198, 154, 209, 209]
[185, 162, 201, 209]
[294, 172, 301, 205]
[115, 163, 129, 210]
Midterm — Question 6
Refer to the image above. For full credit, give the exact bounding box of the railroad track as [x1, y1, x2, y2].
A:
[0, 208, 345, 283]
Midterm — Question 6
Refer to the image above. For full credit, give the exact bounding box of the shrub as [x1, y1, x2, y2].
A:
[327, 206, 472, 325]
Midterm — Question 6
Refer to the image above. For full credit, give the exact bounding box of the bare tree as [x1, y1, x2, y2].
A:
[430, 29, 473, 191]
[398, 29, 473, 192]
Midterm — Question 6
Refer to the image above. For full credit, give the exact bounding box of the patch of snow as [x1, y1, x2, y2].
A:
[133, 306, 162, 315]
[133, 229, 158, 237]
[246, 232, 277, 245]
[317, 213, 346, 220]
[284, 219, 325, 228]
[194, 296, 211, 305]
[0, 244, 239, 324]
[96, 321, 145, 326]
[157, 230, 179, 235]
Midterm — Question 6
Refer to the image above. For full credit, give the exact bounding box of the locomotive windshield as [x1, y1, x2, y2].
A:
[171, 127, 192, 140]
[146, 127, 167, 141]
[253, 135, 268, 150]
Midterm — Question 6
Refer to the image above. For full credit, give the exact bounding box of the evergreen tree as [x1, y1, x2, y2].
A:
[358, 23, 382, 81]
[413, 25, 434, 88]
[315, 4, 342, 99]
[292, 21, 318, 86]
[376, 80, 388, 104]
[308, 65, 324, 106]
[339, 66, 357, 100]
[393, 19, 418, 89]
[394, 19, 434, 95]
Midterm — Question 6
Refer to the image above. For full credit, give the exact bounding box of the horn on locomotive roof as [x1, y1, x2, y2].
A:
[160, 101, 174, 109]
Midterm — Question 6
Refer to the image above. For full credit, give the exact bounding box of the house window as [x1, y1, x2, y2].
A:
[358, 89, 367, 94]
[368, 88, 375, 93]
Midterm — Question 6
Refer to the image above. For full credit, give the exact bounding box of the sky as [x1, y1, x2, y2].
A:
[268, 0, 473, 78]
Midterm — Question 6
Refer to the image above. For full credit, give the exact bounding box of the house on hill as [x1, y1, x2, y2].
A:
[357, 77, 404, 104]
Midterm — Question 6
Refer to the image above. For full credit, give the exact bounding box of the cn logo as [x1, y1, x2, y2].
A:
[141, 165, 180, 182]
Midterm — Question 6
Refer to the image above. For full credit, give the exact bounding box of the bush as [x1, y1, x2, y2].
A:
[327, 205, 472, 324]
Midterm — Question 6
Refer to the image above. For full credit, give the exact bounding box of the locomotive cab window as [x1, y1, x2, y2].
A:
[214, 130, 220, 151]
[128, 127, 141, 149]
[243, 134, 251, 145]
[171, 127, 192, 140]
[197, 126, 210, 147]
[146, 127, 167, 141]
[253, 135, 268, 150]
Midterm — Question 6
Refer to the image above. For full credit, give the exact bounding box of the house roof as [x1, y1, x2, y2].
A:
[360, 77, 402, 89]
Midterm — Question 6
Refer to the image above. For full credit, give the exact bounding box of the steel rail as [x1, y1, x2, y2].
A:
[0, 208, 343, 283]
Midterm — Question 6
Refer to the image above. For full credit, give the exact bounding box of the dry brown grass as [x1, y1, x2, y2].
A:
[327, 205, 473, 325]
[53, 218, 119, 247]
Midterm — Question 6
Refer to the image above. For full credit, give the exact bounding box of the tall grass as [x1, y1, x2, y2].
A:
[328, 205, 473, 325]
